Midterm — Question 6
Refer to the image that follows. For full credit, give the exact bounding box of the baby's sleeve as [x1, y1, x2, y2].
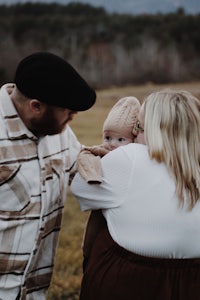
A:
[77, 145, 110, 184]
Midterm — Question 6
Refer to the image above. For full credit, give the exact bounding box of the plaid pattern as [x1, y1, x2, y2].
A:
[0, 84, 82, 299]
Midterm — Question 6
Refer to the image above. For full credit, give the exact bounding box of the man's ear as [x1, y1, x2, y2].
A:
[29, 99, 45, 114]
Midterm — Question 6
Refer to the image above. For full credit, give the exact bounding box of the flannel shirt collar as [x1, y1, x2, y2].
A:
[0, 84, 37, 141]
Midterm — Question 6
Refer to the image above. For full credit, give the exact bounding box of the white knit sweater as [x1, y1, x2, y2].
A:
[71, 143, 200, 259]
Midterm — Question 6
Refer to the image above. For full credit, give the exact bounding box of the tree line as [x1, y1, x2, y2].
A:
[0, 2, 200, 88]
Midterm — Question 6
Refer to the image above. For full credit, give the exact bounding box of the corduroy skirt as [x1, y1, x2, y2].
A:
[80, 226, 200, 300]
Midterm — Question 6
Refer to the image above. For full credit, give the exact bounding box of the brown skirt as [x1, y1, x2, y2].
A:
[80, 226, 200, 300]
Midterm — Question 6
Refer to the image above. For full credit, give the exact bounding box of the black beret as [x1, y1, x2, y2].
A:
[14, 52, 96, 111]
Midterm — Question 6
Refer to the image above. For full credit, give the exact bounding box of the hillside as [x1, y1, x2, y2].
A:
[0, 3, 200, 88]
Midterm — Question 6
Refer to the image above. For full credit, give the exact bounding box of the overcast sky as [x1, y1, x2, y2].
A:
[0, 0, 200, 15]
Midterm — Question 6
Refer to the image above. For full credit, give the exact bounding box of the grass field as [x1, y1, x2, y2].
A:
[47, 82, 200, 300]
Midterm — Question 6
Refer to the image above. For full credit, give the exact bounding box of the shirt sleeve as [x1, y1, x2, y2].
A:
[66, 125, 82, 173]
[71, 145, 133, 211]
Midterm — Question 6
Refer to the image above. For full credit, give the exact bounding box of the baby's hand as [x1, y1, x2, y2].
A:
[83, 144, 110, 157]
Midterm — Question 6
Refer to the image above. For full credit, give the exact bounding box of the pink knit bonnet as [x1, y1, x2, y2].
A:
[103, 96, 141, 137]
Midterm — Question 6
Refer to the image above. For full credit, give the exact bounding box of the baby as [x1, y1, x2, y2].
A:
[77, 96, 141, 184]
[76, 96, 141, 269]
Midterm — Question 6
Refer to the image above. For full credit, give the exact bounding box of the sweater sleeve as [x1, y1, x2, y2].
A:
[71, 145, 133, 211]
[76, 150, 103, 184]
[76, 145, 110, 184]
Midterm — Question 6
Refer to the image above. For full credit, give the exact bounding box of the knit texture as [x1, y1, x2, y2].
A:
[103, 96, 141, 137]
[76, 97, 141, 184]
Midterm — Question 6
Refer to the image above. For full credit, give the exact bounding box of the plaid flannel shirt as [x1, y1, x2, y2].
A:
[0, 84, 81, 300]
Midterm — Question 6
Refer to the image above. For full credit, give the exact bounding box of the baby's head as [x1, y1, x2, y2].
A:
[103, 96, 141, 150]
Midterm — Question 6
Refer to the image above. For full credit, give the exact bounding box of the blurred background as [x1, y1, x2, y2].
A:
[0, 0, 200, 89]
[1, 1, 200, 299]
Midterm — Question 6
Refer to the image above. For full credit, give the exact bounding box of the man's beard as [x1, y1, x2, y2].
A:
[29, 107, 67, 137]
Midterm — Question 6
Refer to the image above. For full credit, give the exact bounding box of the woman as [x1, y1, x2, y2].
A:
[71, 89, 200, 300]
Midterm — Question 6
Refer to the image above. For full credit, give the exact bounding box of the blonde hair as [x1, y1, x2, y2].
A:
[144, 89, 200, 209]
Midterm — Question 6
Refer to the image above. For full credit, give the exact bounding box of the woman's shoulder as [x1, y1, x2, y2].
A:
[123, 143, 148, 155]
[119, 143, 150, 165]
[103, 143, 148, 165]
[125, 143, 147, 150]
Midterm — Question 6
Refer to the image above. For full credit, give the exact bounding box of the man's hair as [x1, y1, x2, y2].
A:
[13, 86, 29, 103]
[144, 89, 200, 209]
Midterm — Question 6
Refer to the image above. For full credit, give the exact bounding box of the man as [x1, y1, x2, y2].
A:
[0, 52, 96, 299]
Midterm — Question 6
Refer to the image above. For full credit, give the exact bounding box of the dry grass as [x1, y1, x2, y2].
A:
[47, 82, 200, 300]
